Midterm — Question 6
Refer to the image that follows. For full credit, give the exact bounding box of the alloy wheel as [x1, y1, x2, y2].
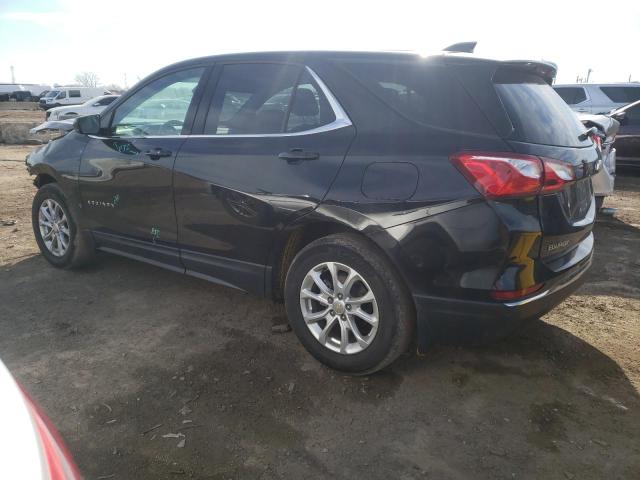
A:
[299, 262, 379, 354]
[38, 199, 70, 257]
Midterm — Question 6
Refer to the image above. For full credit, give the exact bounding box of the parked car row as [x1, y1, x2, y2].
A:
[0, 83, 51, 102]
[552, 84, 640, 211]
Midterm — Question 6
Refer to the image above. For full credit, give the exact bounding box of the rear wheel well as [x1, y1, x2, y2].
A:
[272, 222, 365, 301]
[34, 174, 56, 188]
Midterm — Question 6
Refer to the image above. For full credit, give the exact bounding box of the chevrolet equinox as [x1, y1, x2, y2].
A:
[27, 51, 599, 373]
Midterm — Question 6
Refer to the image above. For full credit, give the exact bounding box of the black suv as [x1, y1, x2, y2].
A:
[26, 51, 598, 373]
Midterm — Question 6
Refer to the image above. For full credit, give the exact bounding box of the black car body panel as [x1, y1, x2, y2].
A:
[26, 51, 598, 349]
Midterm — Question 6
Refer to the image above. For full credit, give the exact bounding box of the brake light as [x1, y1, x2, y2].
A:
[591, 134, 602, 151]
[491, 284, 543, 301]
[451, 152, 542, 198]
[451, 152, 576, 198]
[19, 385, 81, 480]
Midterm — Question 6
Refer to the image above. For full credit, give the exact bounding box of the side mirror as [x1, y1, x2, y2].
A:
[74, 114, 101, 135]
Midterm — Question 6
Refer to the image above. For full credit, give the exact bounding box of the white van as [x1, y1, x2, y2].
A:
[39, 87, 110, 110]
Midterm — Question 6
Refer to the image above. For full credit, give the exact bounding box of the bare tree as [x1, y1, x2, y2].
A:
[74, 72, 100, 87]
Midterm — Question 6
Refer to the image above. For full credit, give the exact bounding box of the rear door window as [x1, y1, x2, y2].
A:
[204, 64, 300, 135]
[69, 90, 81, 98]
[494, 70, 589, 147]
[337, 60, 494, 134]
[600, 86, 640, 103]
[553, 87, 587, 105]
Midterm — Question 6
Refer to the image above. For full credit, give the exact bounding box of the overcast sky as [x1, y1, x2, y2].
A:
[1, 0, 639, 88]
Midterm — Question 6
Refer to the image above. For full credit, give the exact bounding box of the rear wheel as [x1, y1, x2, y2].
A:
[32, 183, 95, 268]
[284, 233, 415, 374]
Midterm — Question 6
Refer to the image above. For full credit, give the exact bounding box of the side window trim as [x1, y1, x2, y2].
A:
[190, 65, 351, 139]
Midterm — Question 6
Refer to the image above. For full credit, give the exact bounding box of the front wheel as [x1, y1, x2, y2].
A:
[32, 183, 95, 268]
[284, 233, 415, 374]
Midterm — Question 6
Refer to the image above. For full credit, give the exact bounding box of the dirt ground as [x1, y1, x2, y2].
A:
[0, 101, 44, 123]
[1, 143, 639, 480]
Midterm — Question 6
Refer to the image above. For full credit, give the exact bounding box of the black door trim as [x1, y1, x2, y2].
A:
[181, 248, 265, 295]
[93, 231, 184, 273]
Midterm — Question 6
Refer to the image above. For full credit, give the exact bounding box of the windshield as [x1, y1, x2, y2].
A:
[45, 90, 60, 98]
[494, 70, 589, 147]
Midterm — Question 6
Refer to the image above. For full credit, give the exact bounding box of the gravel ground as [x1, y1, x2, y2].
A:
[1, 144, 639, 480]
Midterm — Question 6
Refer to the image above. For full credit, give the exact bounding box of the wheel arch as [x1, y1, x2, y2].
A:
[33, 172, 57, 188]
[269, 205, 410, 303]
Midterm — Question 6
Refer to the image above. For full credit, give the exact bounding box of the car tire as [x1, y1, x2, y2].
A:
[284, 233, 415, 374]
[32, 183, 95, 269]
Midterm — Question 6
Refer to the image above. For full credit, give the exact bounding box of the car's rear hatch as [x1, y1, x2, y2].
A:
[447, 57, 599, 269]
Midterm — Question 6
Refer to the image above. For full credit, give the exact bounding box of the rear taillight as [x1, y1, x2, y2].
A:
[451, 152, 576, 199]
[491, 284, 543, 301]
[541, 158, 575, 193]
[19, 386, 81, 480]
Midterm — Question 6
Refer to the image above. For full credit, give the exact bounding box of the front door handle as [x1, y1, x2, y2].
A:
[145, 148, 172, 160]
[278, 148, 319, 163]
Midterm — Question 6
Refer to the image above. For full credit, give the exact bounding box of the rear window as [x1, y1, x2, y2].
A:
[600, 86, 640, 103]
[494, 70, 589, 147]
[553, 86, 587, 105]
[338, 60, 494, 134]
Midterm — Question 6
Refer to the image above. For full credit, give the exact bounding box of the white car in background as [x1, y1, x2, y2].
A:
[553, 83, 640, 114]
[46, 95, 119, 120]
[0, 359, 81, 479]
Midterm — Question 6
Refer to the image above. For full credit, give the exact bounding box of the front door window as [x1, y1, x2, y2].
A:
[110, 67, 205, 137]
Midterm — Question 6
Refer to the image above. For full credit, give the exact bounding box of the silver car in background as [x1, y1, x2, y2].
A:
[554, 83, 640, 114]
[578, 113, 620, 209]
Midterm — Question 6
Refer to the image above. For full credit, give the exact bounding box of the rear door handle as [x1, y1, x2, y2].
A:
[145, 148, 172, 160]
[278, 148, 319, 163]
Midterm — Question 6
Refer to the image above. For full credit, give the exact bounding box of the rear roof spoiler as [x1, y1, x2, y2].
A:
[443, 42, 477, 53]
[501, 60, 558, 85]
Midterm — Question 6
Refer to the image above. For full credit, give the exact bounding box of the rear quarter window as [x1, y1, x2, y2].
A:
[337, 60, 494, 135]
[494, 70, 589, 147]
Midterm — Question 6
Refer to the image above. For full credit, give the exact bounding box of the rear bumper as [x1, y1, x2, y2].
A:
[414, 249, 592, 349]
